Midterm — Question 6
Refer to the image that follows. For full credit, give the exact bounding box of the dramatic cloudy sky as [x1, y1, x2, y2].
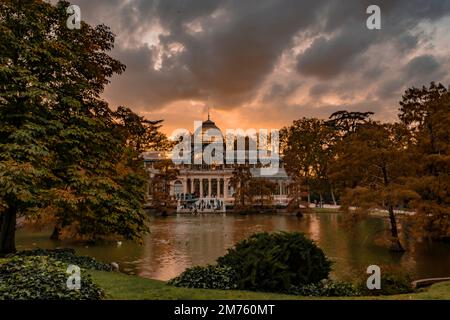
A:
[62, 0, 450, 134]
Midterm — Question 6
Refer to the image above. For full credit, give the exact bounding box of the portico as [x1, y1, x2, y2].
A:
[174, 169, 234, 201]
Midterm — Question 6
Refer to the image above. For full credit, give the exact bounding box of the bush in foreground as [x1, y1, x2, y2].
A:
[357, 271, 414, 296]
[290, 279, 360, 297]
[0, 256, 104, 300]
[168, 265, 238, 290]
[16, 248, 112, 271]
[168, 232, 335, 294]
[217, 232, 332, 292]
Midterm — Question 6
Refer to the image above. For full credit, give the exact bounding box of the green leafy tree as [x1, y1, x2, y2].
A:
[114, 106, 170, 152]
[149, 160, 179, 213]
[0, 0, 163, 252]
[230, 164, 253, 209]
[249, 178, 277, 207]
[280, 118, 336, 205]
[0, 0, 68, 253]
[286, 176, 310, 212]
[399, 82, 450, 239]
[325, 110, 374, 135]
[329, 122, 418, 251]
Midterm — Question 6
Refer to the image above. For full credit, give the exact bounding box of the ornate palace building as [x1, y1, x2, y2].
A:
[144, 117, 290, 211]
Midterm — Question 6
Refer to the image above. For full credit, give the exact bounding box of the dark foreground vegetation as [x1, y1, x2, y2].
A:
[0, 249, 110, 300]
[0, 237, 448, 300]
[0, 0, 171, 255]
[168, 232, 414, 297]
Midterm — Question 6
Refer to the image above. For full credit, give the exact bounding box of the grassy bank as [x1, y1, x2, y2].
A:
[89, 270, 450, 300]
[1, 256, 448, 300]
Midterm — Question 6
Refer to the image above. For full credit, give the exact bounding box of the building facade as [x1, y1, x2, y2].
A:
[144, 117, 290, 209]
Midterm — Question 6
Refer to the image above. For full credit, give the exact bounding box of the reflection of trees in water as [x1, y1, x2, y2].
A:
[109, 215, 450, 281]
[16, 215, 449, 281]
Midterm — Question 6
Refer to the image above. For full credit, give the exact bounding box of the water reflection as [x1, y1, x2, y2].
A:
[16, 213, 450, 281]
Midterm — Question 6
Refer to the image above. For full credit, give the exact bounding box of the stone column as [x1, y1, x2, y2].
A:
[200, 178, 203, 198]
[224, 178, 229, 199]
[208, 178, 212, 197]
[191, 179, 194, 194]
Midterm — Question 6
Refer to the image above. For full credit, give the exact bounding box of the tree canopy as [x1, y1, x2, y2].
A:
[281, 82, 449, 250]
[0, 0, 167, 253]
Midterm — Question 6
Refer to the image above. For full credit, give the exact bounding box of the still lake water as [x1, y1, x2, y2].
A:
[16, 213, 450, 281]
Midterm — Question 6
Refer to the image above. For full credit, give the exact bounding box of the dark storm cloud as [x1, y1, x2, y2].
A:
[297, 24, 374, 79]
[309, 83, 331, 98]
[154, 0, 329, 107]
[376, 54, 446, 100]
[405, 54, 440, 78]
[296, 0, 450, 80]
[66, 0, 450, 118]
[262, 83, 301, 103]
[72, 0, 331, 109]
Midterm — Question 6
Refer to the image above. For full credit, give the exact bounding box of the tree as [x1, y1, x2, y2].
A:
[230, 165, 253, 209]
[399, 82, 450, 239]
[329, 122, 418, 252]
[325, 110, 374, 135]
[0, 0, 69, 253]
[0, 0, 161, 252]
[286, 176, 310, 212]
[149, 160, 179, 213]
[113, 106, 171, 153]
[280, 118, 336, 205]
[249, 178, 277, 207]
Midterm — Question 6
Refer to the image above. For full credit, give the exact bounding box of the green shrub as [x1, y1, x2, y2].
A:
[16, 248, 112, 271]
[168, 265, 238, 290]
[0, 256, 104, 300]
[290, 279, 361, 297]
[357, 271, 414, 296]
[217, 232, 332, 292]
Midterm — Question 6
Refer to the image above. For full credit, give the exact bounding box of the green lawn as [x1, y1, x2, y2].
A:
[89, 270, 450, 300]
[1, 256, 448, 300]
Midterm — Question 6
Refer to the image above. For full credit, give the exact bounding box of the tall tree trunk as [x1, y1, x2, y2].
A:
[381, 166, 405, 252]
[0, 206, 17, 255]
[387, 205, 405, 252]
[330, 186, 337, 206]
[50, 225, 61, 240]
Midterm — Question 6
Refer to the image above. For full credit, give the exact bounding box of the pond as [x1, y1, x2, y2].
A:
[16, 212, 450, 281]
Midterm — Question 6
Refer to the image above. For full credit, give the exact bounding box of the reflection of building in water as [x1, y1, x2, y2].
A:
[308, 215, 321, 242]
[140, 216, 237, 280]
[144, 117, 290, 212]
